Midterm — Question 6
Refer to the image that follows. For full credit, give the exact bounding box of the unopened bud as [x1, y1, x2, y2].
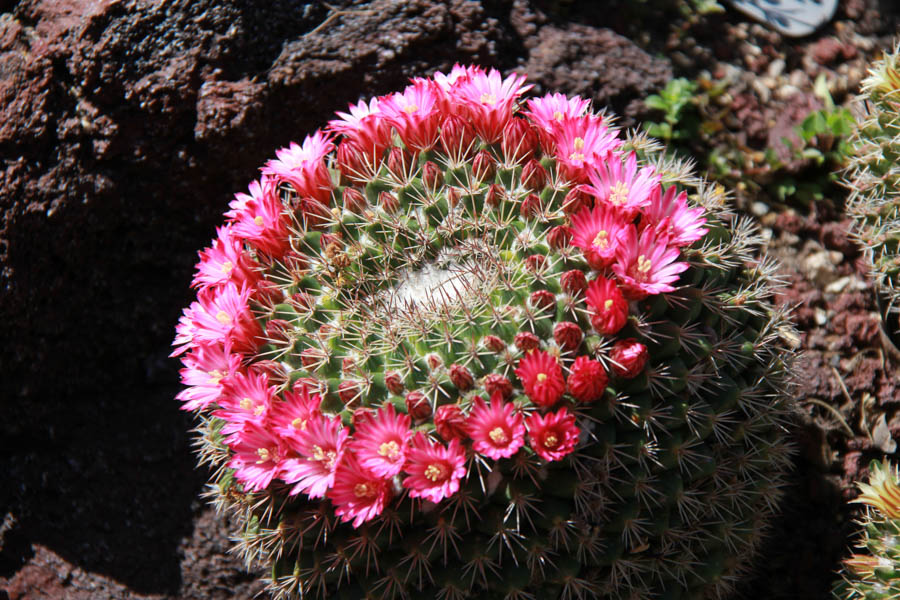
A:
[521, 159, 548, 193]
[561, 269, 588, 295]
[379, 190, 399, 213]
[483, 373, 513, 400]
[472, 150, 496, 182]
[448, 363, 474, 391]
[501, 117, 539, 165]
[422, 161, 443, 191]
[547, 225, 572, 250]
[342, 186, 367, 213]
[384, 370, 405, 395]
[514, 332, 540, 352]
[520, 193, 542, 219]
[529, 290, 556, 312]
[553, 322, 583, 351]
[405, 391, 432, 420]
[435, 404, 466, 441]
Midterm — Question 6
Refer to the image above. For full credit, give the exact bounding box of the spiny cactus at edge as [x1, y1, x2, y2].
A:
[172, 64, 798, 600]
[836, 461, 900, 600]
[845, 43, 900, 342]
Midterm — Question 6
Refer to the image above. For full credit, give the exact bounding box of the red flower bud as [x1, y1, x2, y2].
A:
[435, 404, 467, 441]
[520, 193, 542, 219]
[387, 146, 416, 180]
[341, 357, 356, 374]
[514, 332, 540, 352]
[567, 355, 607, 402]
[485, 183, 504, 208]
[320, 232, 343, 252]
[338, 380, 362, 404]
[336, 140, 367, 182]
[300, 197, 332, 230]
[293, 376, 324, 395]
[562, 188, 590, 215]
[525, 254, 547, 273]
[530, 290, 556, 312]
[379, 190, 399, 213]
[300, 347, 326, 370]
[610, 339, 648, 378]
[561, 269, 588, 296]
[426, 353, 444, 370]
[440, 115, 475, 161]
[254, 279, 283, 305]
[265, 319, 293, 344]
[249, 360, 289, 388]
[472, 150, 496, 182]
[449, 363, 475, 391]
[482, 335, 507, 352]
[405, 391, 432, 420]
[422, 161, 443, 191]
[342, 186, 367, 213]
[521, 159, 548, 193]
[483, 373, 513, 400]
[352, 406, 374, 427]
[447, 186, 462, 208]
[290, 291, 314, 312]
[501, 117, 539, 165]
[384, 370, 405, 395]
[547, 225, 572, 250]
[553, 322, 583, 352]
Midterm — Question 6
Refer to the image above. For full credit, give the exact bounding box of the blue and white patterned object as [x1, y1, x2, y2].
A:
[728, 0, 838, 37]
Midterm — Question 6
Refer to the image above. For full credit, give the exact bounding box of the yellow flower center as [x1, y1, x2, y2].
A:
[216, 310, 232, 325]
[256, 447, 271, 463]
[609, 181, 629, 206]
[254, 404, 266, 416]
[480, 93, 497, 105]
[253, 215, 265, 227]
[553, 110, 564, 121]
[536, 373, 548, 383]
[424, 463, 448, 482]
[291, 417, 307, 430]
[378, 440, 402, 461]
[240, 397, 252, 410]
[403, 104, 418, 114]
[312, 445, 337, 469]
[573, 137, 585, 150]
[603, 299, 613, 311]
[207, 369, 224, 385]
[593, 230, 608, 249]
[354, 482, 376, 498]
[637, 255, 652, 274]
[489, 427, 508, 444]
[221, 260, 233, 273]
[544, 433, 559, 448]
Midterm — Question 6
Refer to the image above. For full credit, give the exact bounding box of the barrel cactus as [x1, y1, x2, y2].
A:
[836, 461, 900, 600]
[845, 44, 900, 343]
[173, 65, 796, 599]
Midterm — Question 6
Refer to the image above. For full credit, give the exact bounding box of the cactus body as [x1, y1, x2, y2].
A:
[174, 66, 796, 599]
[845, 44, 900, 342]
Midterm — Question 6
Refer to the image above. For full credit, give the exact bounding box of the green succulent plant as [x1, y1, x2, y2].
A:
[175, 66, 798, 599]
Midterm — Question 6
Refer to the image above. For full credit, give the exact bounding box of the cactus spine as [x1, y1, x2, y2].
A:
[174, 66, 797, 599]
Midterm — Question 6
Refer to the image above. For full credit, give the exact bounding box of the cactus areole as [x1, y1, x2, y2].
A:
[173, 65, 796, 599]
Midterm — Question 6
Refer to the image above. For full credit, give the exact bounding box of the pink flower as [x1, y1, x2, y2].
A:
[269, 386, 323, 439]
[328, 97, 393, 158]
[570, 204, 629, 271]
[567, 356, 608, 403]
[225, 178, 291, 258]
[640, 186, 708, 247]
[328, 453, 392, 528]
[351, 403, 413, 478]
[215, 370, 275, 436]
[526, 408, 580, 462]
[515, 350, 566, 408]
[549, 115, 622, 182]
[582, 152, 660, 220]
[585, 277, 628, 335]
[466, 394, 525, 460]
[612, 225, 689, 299]
[280, 413, 349, 498]
[450, 67, 532, 143]
[226, 423, 285, 493]
[175, 342, 242, 411]
[609, 338, 648, 378]
[380, 80, 443, 151]
[174, 282, 262, 356]
[261, 130, 334, 204]
[523, 92, 591, 150]
[402, 433, 467, 503]
[191, 225, 260, 291]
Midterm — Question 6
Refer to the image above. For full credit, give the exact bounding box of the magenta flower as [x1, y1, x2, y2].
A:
[515, 350, 566, 408]
[175, 341, 242, 412]
[214, 370, 275, 436]
[380, 79, 443, 152]
[523, 92, 590, 150]
[173, 282, 262, 356]
[351, 403, 413, 478]
[191, 225, 261, 291]
[526, 407, 580, 462]
[567, 356, 608, 403]
[269, 386, 323, 440]
[466, 394, 526, 460]
[570, 203, 629, 271]
[261, 130, 334, 204]
[612, 225, 689, 299]
[582, 152, 660, 220]
[328, 453, 392, 528]
[584, 277, 628, 336]
[280, 413, 348, 499]
[225, 178, 291, 258]
[226, 422, 285, 493]
[328, 96, 393, 158]
[449, 67, 532, 143]
[401, 433, 467, 503]
[549, 114, 622, 182]
[640, 185, 708, 247]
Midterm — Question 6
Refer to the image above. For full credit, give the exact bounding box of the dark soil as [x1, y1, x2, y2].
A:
[1, 1, 899, 599]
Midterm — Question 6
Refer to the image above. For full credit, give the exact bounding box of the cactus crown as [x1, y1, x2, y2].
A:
[845, 43, 900, 338]
[173, 65, 796, 599]
[836, 460, 900, 600]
